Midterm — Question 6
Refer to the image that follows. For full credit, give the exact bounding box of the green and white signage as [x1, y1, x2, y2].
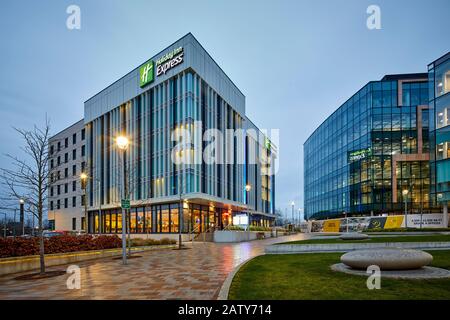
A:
[139, 60, 154, 88]
[265, 137, 271, 150]
[156, 47, 184, 76]
[121, 199, 130, 210]
[139, 46, 184, 88]
[348, 148, 372, 162]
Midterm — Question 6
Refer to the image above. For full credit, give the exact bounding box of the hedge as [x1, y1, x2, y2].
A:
[0, 235, 122, 258]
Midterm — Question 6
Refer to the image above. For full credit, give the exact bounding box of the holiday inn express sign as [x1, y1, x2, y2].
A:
[139, 46, 184, 88]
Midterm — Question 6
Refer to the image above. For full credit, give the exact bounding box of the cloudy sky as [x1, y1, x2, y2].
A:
[0, 0, 449, 219]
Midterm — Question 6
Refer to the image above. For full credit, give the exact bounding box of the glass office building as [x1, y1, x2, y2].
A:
[304, 73, 440, 219]
[83, 33, 276, 235]
[429, 53, 450, 202]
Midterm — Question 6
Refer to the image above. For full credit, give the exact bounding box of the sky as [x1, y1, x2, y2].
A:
[0, 0, 449, 219]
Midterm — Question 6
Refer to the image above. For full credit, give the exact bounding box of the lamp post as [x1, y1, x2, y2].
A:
[177, 152, 184, 250]
[19, 198, 24, 236]
[0, 212, 6, 238]
[402, 189, 409, 229]
[116, 135, 129, 265]
[245, 184, 251, 239]
[291, 201, 295, 232]
[343, 211, 348, 233]
[80, 172, 88, 233]
[438, 193, 448, 228]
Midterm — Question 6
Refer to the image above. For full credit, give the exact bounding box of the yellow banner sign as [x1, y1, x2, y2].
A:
[323, 219, 341, 232]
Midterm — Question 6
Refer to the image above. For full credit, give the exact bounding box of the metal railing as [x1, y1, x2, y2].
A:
[189, 225, 201, 244]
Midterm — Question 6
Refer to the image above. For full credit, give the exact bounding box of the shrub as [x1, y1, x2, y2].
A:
[227, 225, 244, 231]
[249, 226, 272, 232]
[0, 235, 121, 258]
[129, 237, 176, 247]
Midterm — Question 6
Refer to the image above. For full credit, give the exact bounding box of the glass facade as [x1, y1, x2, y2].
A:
[429, 53, 450, 201]
[304, 74, 440, 219]
[89, 203, 239, 234]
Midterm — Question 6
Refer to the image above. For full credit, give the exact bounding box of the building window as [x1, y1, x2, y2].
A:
[64, 153, 68, 163]
[64, 168, 68, 178]
[50, 159, 54, 169]
[72, 133, 77, 145]
[57, 156, 61, 166]
[81, 129, 85, 140]
[50, 201, 54, 210]
[72, 149, 76, 160]
[81, 145, 86, 157]
[436, 59, 450, 97]
[65, 138, 68, 148]
[64, 183, 68, 193]
[64, 198, 68, 209]
[50, 145, 54, 155]
[57, 199, 60, 210]
[81, 195, 85, 206]
[57, 185, 61, 195]
[50, 187, 54, 197]
[72, 196, 76, 207]
[81, 161, 86, 172]
[57, 171, 61, 180]
[72, 165, 76, 176]
[72, 181, 76, 192]
[57, 141, 61, 152]
[72, 218, 76, 230]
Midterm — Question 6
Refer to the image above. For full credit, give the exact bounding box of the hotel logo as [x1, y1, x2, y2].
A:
[139, 60, 154, 88]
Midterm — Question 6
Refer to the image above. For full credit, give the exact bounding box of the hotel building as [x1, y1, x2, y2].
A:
[48, 120, 86, 231]
[49, 33, 277, 236]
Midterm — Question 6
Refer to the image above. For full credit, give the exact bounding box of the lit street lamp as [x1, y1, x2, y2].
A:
[402, 189, 409, 228]
[116, 135, 129, 265]
[19, 198, 24, 236]
[245, 184, 252, 239]
[80, 172, 88, 233]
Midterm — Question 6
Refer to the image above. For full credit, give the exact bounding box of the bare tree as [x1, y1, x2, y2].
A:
[0, 118, 52, 274]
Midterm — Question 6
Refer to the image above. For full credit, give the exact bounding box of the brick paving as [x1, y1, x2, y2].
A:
[0, 234, 307, 300]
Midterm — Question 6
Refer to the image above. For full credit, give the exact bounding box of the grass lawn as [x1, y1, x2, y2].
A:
[228, 250, 450, 300]
[277, 234, 450, 245]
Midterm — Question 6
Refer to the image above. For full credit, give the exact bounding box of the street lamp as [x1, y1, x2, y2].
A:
[19, 198, 24, 236]
[116, 135, 129, 265]
[80, 172, 88, 233]
[291, 201, 295, 231]
[438, 193, 448, 228]
[245, 184, 252, 238]
[402, 189, 409, 228]
[343, 211, 348, 233]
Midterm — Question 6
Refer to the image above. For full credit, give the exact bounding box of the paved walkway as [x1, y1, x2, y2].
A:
[0, 234, 307, 300]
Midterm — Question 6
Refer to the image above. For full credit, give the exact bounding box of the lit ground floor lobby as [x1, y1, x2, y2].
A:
[87, 201, 275, 235]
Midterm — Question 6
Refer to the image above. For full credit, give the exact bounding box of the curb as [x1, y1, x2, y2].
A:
[265, 242, 450, 254]
[217, 256, 261, 300]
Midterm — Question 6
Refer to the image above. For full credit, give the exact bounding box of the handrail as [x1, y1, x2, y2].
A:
[189, 225, 201, 243]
